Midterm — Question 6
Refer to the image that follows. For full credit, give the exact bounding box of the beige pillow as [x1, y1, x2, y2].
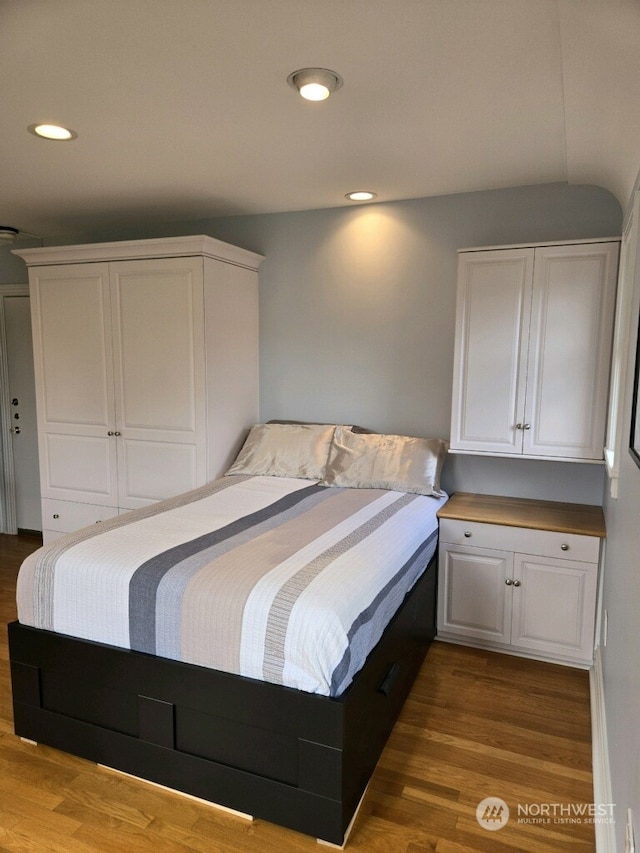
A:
[226, 423, 336, 480]
[322, 426, 448, 496]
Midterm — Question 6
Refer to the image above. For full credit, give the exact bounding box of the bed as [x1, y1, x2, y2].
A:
[9, 423, 448, 846]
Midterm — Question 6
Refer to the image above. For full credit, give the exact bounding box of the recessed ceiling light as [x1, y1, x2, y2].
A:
[0, 225, 41, 243]
[345, 191, 377, 202]
[28, 123, 78, 141]
[287, 68, 343, 101]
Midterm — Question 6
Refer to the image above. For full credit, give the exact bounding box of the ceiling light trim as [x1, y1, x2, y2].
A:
[345, 191, 378, 202]
[287, 68, 343, 101]
[28, 123, 78, 141]
[0, 225, 42, 244]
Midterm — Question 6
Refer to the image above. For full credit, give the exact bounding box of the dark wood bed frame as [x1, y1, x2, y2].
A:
[8, 554, 437, 847]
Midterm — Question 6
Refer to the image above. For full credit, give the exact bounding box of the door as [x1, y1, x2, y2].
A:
[524, 242, 619, 459]
[30, 264, 118, 507]
[438, 543, 512, 643]
[450, 249, 534, 455]
[510, 554, 598, 661]
[3, 294, 41, 531]
[109, 257, 206, 509]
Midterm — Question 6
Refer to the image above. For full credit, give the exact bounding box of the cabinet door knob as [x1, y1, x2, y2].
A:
[464, 531, 472, 538]
[505, 578, 513, 586]
[512, 579, 521, 587]
[560, 543, 569, 551]
[53, 513, 59, 519]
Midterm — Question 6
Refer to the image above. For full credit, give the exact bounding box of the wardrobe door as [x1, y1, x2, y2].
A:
[109, 257, 206, 509]
[450, 248, 534, 455]
[524, 242, 619, 459]
[29, 263, 118, 507]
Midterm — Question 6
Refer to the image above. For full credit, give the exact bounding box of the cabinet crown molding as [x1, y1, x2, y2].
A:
[12, 235, 265, 271]
[458, 236, 620, 253]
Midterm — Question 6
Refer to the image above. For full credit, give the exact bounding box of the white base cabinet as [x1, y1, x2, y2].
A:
[15, 235, 263, 542]
[437, 493, 605, 666]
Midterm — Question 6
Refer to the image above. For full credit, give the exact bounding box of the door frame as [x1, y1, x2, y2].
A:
[0, 283, 31, 533]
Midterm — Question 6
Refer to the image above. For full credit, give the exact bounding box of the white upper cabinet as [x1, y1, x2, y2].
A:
[450, 240, 619, 461]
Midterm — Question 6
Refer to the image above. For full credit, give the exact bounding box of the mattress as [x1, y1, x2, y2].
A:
[17, 475, 447, 697]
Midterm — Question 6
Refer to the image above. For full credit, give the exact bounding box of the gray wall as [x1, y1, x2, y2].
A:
[602, 219, 640, 851]
[198, 182, 622, 503]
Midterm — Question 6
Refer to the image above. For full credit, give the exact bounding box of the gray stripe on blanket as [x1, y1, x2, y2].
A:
[329, 529, 438, 696]
[262, 491, 417, 685]
[153, 484, 339, 659]
[129, 482, 328, 654]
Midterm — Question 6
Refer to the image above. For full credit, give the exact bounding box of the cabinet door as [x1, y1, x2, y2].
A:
[450, 249, 533, 454]
[524, 242, 619, 459]
[109, 257, 206, 509]
[438, 543, 512, 643]
[29, 264, 118, 506]
[510, 553, 598, 663]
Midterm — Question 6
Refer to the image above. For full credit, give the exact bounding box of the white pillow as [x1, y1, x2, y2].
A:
[322, 426, 448, 496]
[226, 423, 336, 480]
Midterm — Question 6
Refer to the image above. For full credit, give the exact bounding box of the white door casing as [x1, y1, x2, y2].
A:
[0, 290, 41, 532]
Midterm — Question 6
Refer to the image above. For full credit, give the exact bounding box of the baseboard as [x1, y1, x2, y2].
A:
[590, 646, 617, 853]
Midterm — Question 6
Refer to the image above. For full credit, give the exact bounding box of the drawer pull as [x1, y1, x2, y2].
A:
[464, 531, 472, 538]
[560, 543, 569, 551]
[53, 513, 59, 519]
[378, 662, 401, 697]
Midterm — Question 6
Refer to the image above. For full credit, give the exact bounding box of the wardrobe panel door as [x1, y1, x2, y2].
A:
[30, 264, 117, 504]
[109, 257, 206, 508]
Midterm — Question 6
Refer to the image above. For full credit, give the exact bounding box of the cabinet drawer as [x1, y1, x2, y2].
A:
[439, 518, 601, 563]
[41, 498, 119, 533]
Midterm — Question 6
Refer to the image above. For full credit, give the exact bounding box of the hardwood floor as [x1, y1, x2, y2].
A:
[0, 533, 595, 852]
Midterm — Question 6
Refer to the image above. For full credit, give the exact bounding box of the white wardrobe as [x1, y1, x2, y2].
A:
[15, 235, 263, 542]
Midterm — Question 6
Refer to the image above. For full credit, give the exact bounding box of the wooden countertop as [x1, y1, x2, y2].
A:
[437, 492, 606, 538]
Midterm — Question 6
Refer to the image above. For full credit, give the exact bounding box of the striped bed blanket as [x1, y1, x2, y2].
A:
[17, 475, 446, 696]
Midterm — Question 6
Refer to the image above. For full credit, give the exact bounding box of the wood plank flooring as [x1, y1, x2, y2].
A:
[0, 533, 595, 852]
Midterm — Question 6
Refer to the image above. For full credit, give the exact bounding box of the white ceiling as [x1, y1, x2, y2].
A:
[2, 0, 640, 238]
